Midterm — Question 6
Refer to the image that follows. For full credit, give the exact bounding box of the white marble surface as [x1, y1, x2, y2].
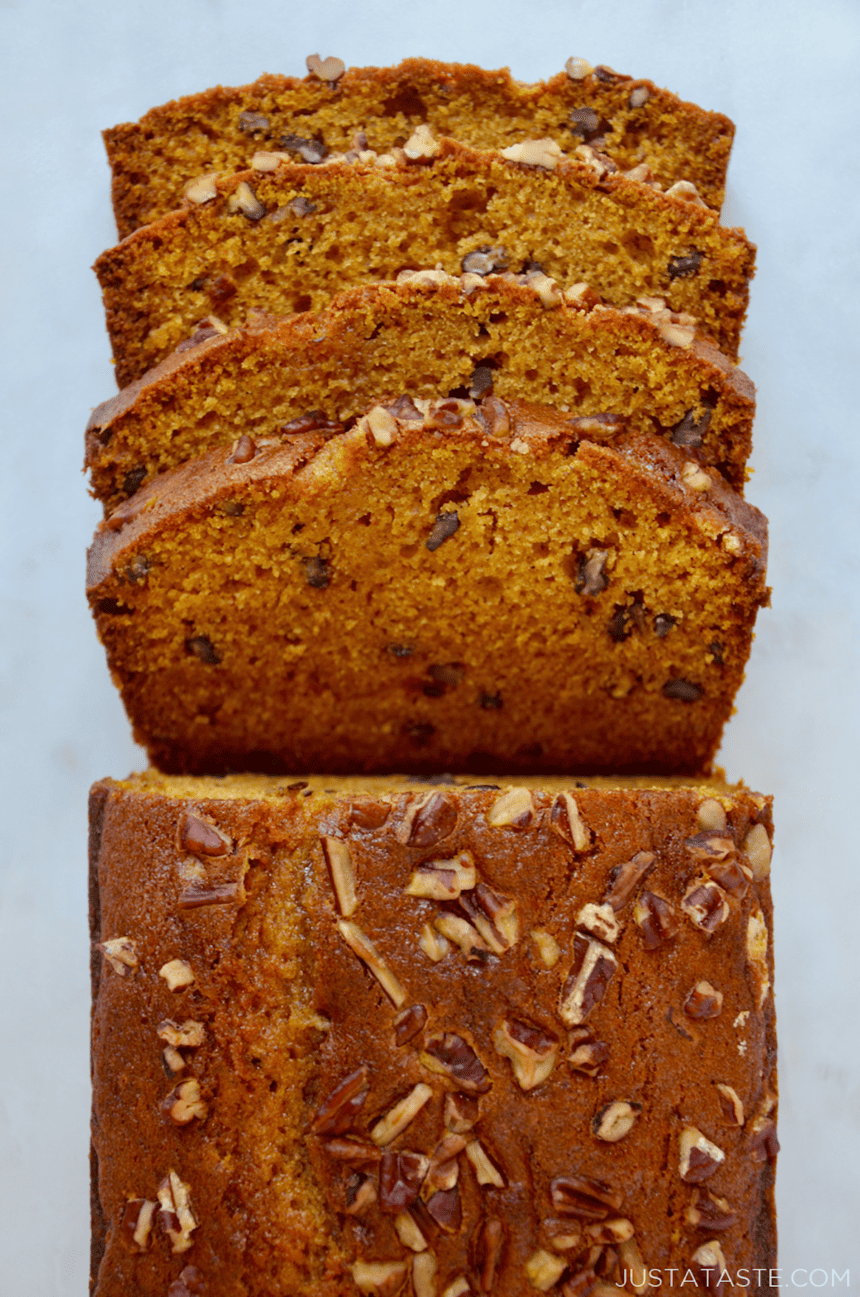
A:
[1, 0, 858, 1291]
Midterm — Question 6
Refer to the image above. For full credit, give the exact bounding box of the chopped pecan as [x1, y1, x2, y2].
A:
[164, 1079, 208, 1125]
[681, 879, 730, 934]
[715, 1084, 744, 1126]
[426, 1185, 462, 1233]
[691, 1240, 730, 1297]
[349, 1259, 409, 1295]
[746, 908, 770, 1007]
[559, 935, 617, 1026]
[321, 836, 358, 917]
[749, 1116, 779, 1163]
[157, 1170, 197, 1253]
[420, 1034, 490, 1093]
[585, 1218, 634, 1245]
[121, 1198, 156, 1251]
[493, 1017, 559, 1090]
[404, 851, 476, 901]
[393, 1003, 427, 1046]
[460, 883, 519, 953]
[345, 1174, 377, 1215]
[95, 936, 139, 977]
[178, 812, 231, 857]
[531, 928, 561, 967]
[444, 1092, 479, 1133]
[550, 793, 592, 851]
[425, 1134, 467, 1193]
[632, 891, 677, 949]
[379, 1150, 429, 1212]
[685, 1187, 737, 1231]
[576, 902, 619, 944]
[568, 1029, 609, 1077]
[394, 1210, 429, 1252]
[337, 920, 406, 1007]
[525, 1248, 568, 1290]
[550, 1174, 623, 1220]
[744, 823, 773, 879]
[486, 786, 535, 829]
[433, 913, 489, 961]
[158, 959, 195, 991]
[402, 791, 459, 847]
[465, 1139, 505, 1187]
[177, 878, 240, 909]
[592, 1101, 641, 1142]
[603, 852, 655, 910]
[684, 980, 723, 1020]
[678, 1127, 725, 1182]
[574, 547, 609, 596]
[311, 1065, 370, 1136]
[371, 1083, 434, 1146]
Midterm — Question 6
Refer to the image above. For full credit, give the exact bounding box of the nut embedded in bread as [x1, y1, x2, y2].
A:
[94, 136, 754, 387]
[86, 395, 768, 776]
[103, 57, 736, 238]
[89, 772, 777, 1296]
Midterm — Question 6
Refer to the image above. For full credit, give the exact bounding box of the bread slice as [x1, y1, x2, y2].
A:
[85, 275, 755, 513]
[89, 770, 777, 1297]
[87, 394, 767, 776]
[104, 57, 736, 239]
[95, 137, 754, 388]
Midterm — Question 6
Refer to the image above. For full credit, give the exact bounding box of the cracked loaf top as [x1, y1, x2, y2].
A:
[90, 772, 776, 1297]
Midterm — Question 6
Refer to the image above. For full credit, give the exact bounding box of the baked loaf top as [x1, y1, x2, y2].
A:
[104, 57, 736, 238]
[95, 136, 755, 388]
[87, 394, 767, 777]
[85, 275, 756, 512]
[90, 772, 777, 1297]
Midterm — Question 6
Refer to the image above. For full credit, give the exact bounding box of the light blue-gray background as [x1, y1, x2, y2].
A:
[1, 0, 858, 1292]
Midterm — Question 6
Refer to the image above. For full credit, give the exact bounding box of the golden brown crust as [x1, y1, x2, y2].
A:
[84, 276, 756, 512]
[104, 58, 736, 237]
[86, 395, 767, 777]
[90, 773, 776, 1297]
[95, 136, 754, 387]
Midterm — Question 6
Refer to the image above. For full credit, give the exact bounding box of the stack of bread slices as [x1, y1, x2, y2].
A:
[87, 56, 777, 1297]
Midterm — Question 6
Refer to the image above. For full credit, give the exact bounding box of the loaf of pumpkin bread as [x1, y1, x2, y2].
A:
[95, 136, 754, 388]
[104, 57, 736, 239]
[85, 275, 756, 512]
[87, 394, 767, 777]
[90, 771, 777, 1297]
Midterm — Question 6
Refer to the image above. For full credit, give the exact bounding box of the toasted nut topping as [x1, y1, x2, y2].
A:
[681, 461, 712, 492]
[379, 1149, 429, 1212]
[394, 1210, 428, 1252]
[322, 1136, 382, 1165]
[487, 786, 534, 829]
[444, 1091, 479, 1133]
[524, 269, 564, 308]
[633, 891, 678, 949]
[568, 1028, 609, 1077]
[419, 922, 450, 962]
[681, 879, 730, 935]
[744, 823, 772, 879]
[404, 123, 441, 161]
[177, 878, 240, 909]
[157, 1020, 205, 1049]
[165, 1079, 208, 1125]
[691, 1241, 729, 1291]
[321, 836, 358, 916]
[603, 852, 655, 910]
[420, 1033, 491, 1093]
[542, 1217, 583, 1251]
[460, 883, 519, 953]
[746, 908, 770, 1007]
[593, 1101, 641, 1142]
[229, 434, 256, 464]
[686, 1187, 737, 1231]
[550, 793, 592, 851]
[345, 1174, 377, 1215]
[183, 172, 219, 204]
[426, 1133, 467, 1192]
[559, 935, 617, 1026]
[96, 936, 139, 976]
[393, 1003, 427, 1046]
[163, 1046, 185, 1074]
[697, 799, 727, 831]
[628, 84, 651, 108]
[618, 1237, 649, 1295]
[371, 1083, 434, 1146]
[550, 1173, 623, 1220]
[412, 1252, 438, 1297]
[660, 322, 696, 348]
[576, 902, 620, 944]
[441, 1279, 470, 1297]
[159, 959, 195, 991]
[405, 851, 476, 901]
[665, 179, 707, 206]
[715, 1083, 744, 1126]
[565, 56, 595, 80]
[501, 138, 563, 170]
[312, 1065, 370, 1136]
[350, 1259, 409, 1296]
[426, 1185, 463, 1233]
[493, 1018, 559, 1090]
[227, 180, 265, 220]
[749, 1115, 780, 1162]
[684, 980, 723, 1020]
[121, 1198, 156, 1251]
[679, 1127, 725, 1182]
[157, 1170, 197, 1253]
[337, 921, 406, 1006]
[433, 912, 489, 960]
[531, 928, 561, 967]
[465, 1138, 506, 1187]
[574, 143, 616, 178]
[179, 812, 231, 856]
[475, 1216, 505, 1288]
[360, 405, 399, 447]
[305, 53, 345, 82]
[585, 1217, 635, 1244]
[526, 1248, 568, 1290]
